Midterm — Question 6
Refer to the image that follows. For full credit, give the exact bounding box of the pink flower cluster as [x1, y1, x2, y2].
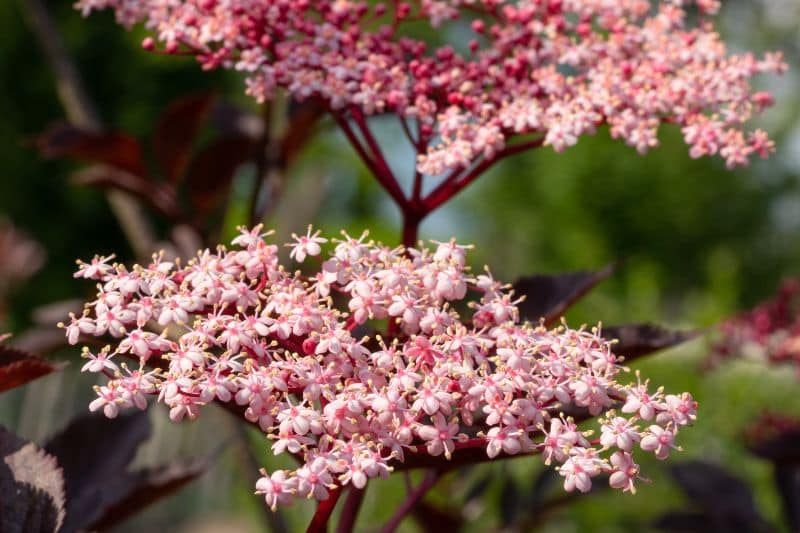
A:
[75, 0, 784, 172]
[712, 279, 800, 375]
[64, 226, 696, 507]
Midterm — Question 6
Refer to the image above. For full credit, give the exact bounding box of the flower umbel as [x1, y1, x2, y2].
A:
[75, 0, 785, 172]
[66, 226, 697, 508]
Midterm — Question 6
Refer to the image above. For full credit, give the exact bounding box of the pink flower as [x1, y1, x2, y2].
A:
[256, 470, 297, 511]
[296, 457, 335, 501]
[288, 226, 327, 263]
[608, 451, 641, 494]
[69, 226, 695, 509]
[80, 348, 119, 373]
[485, 427, 523, 459]
[77, 0, 782, 175]
[558, 449, 604, 493]
[600, 417, 642, 452]
[416, 413, 460, 459]
[640, 425, 679, 460]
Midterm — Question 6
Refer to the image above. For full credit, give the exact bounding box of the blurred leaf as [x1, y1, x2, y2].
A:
[37, 124, 145, 176]
[44, 411, 150, 532]
[71, 165, 180, 218]
[153, 93, 214, 183]
[654, 511, 711, 532]
[602, 323, 700, 362]
[513, 264, 615, 325]
[0, 426, 65, 533]
[185, 136, 253, 218]
[463, 472, 492, 506]
[0, 345, 65, 393]
[774, 467, 800, 532]
[666, 461, 769, 532]
[411, 500, 463, 532]
[209, 101, 263, 140]
[748, 427, 800, 531]
[749, 428, 800, 465]
[499, 477, 521, 527]
[43, 410, 208, 531]
[528, 468, 559, 508]
[280, 99, 325, 166]
[87, 457, 208, 531]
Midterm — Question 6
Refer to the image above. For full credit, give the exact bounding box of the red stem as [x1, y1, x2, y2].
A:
[402, 212, 422, 249]
[379, 470, 440, 533]
[307, 487, 343, 533]
[351, 108, 407, 205]
[424, 137, 544, 212]
[333, 107, 408, 208]
[336, 487, 366, 533]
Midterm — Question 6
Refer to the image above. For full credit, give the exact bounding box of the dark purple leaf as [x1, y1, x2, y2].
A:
[37, 123, 145, 176]
[153, 94, 214, 183]
[499, 477, 521, 527]
[513, 264, 615, 325]
[774, 466, 800, 532]
[71, 165, 181, 219]
[0, 426, 65, 533]
[527, 468, 559, 508]
[210, 101, 264, 140]
[185, 136, 254, 218]
[0, 346, 65, 393]
[602, 324, 700, 362]
[88, 457, 208, 531]
[410, 501, 463, 532]
[749, 428, 800, 465]
[654, 511, 710, 532]
[668, 461, 769, 532]
[45, 410, 150, 532]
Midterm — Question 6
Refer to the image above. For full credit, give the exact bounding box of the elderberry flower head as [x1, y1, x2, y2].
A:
[76, 0, 785, 172]
[65, 226, 697, 508]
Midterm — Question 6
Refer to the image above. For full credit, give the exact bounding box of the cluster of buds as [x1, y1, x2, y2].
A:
[64, 226, 696, 508]
[74, 0, 785, 172]
[712, 279, 800, 375]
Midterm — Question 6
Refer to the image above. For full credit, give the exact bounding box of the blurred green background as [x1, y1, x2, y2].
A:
[1, 0, 799, 531]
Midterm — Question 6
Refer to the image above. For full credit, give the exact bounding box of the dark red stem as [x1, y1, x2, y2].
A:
[307, 487, 343, 533]
[336, 487, 366, 533]
[402, 210, 422, 249]
[330, 109, 408, 209]
[379, 470, 440, 533]
[423, 137, 545, 212]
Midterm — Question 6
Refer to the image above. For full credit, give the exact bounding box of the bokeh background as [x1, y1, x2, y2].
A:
[1, 1, 800, 531]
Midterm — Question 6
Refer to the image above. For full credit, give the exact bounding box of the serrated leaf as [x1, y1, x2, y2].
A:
[45, 411, 150, 532]
[153, 94, 215, 183]
[513, 264, 615, 325]
[185, 136, 253, 218]
[602, 323, 700, 361]
[0, 426, 65, 533]
[37, 124, 145, 176]
[0, 346, 65, 393]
